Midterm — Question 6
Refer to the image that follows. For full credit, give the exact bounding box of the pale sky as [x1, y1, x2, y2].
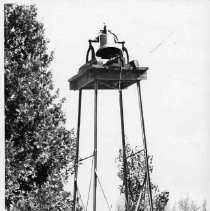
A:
[1, 0, 210, 210]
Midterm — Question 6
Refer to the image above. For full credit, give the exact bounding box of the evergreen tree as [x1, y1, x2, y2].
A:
[116, 144, 169, 211]
[5, 4, 78, 210]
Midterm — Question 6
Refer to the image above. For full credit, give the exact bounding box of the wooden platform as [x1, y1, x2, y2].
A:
[68, 64, 148, 90]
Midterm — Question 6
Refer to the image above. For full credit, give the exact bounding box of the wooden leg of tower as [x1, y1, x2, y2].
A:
[93, 81, 98, 211]
[73, 89, 82, 211]
[136, 81, 154, 211]
[119, 89, 129, 211]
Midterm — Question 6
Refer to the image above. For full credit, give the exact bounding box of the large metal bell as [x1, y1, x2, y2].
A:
[96, 32, 122, 59]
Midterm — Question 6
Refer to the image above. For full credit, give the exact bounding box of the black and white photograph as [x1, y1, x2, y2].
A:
[2, 0, 210, 210]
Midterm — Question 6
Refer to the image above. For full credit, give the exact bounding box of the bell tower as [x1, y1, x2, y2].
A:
[68, 25, 153, 211]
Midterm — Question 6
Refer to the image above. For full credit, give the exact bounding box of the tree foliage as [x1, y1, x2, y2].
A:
[5, 4, 78, 210]
[172, 196, 206, 211]
[178, 196, 198, 211]
[116, 144, 169, 211]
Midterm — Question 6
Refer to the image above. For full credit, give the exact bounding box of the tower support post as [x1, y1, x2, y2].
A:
[137, 81, 154, 211]
[73, 90, 82, 211]
[119, 89, 129, 211]
[93, 80, 98, 211]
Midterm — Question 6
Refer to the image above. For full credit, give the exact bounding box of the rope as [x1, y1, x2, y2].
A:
[118, 66, 123, 91]
[77, 185, 86, 211]
[85, 157, 94, 211]
[95, 169, 112, 211]
[119, 69, 133, 81]
[116, 61, 136, 90]
[143, 185, 147, 210]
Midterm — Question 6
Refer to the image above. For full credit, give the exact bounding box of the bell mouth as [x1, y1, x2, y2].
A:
[96, 47, 122, 59]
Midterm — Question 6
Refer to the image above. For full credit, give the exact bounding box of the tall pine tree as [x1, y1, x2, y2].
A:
[5, 4, 77, 210]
